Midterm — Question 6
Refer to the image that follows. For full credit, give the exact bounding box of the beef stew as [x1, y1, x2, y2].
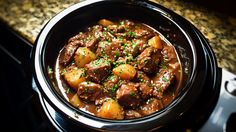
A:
[53, 19, 182, 120]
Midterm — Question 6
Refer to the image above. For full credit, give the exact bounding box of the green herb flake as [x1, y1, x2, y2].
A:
[60, 69, 67, 75]
[124, 27, 128, 31]
[148, 83, 152, 87]
[162, 77, 169, 82]
[127, 31, 136, 38]
[160, 61, 167, 69]
[111, 84, 119, 93]
[107, 75, 115, 80]
[81, 72, 86, 77]
[144, 59, 149, 64]
[139, 78, 144, 83]
[131, 42, 137, 48]
[71, 60, 75, 65]
[48, 66, 53, 74]
[115, 52, 120, 57]
[120, 21, 124, 25]
[118, 36, 124, 40]
[119, 69, 123, 74]
[65, 88, 70, 94]
[73, 67, 78, 70]
[130, 91, 135, 97]
[156, 87, 162, 92]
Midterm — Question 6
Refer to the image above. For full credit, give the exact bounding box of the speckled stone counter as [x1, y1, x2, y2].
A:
[0, 0, 235, 74]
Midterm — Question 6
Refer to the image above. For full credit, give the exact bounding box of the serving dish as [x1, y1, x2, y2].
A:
[32, 0, 236, 131]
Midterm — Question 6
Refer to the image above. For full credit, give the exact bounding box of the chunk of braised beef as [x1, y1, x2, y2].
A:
[121, 40, 140, 57]
[114, 56, 136, 67]
[102, 31, 116, 41]
[152, 69, 175, 99]
[59, 32, 93, 66]
[107, 20, 135, 33]
[95, 96, 111, 106]
[122, 19, 135, 28]
[139, 84, 153, 99]
[136, 47, 161, 74]
[116, 83, 141, 108]
[133, 28, 154, 40]
[83, 36, 98, 52]
[77, 81, 102, 102]
[107, 25, 125, 33]
[161, 45, 177, 62]
[96, 40, 122, 62]
[135, 71, 151, 84]
[59, 40, 84, 66]
[92, 25, 104, 39]
[135, 71, 152, 99]
[68, 32, 87, 43]
[132, 39, 149, 55]
[125, 110, 142, 119]
[114, 57, 127, 65]
[92, 25, 116, 41]
[140, 98, 163, 116]
[103, 75, 120, 93]
[85, 58, 111, 83]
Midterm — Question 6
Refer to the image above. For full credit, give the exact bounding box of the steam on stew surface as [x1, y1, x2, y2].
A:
[54, 19, 182, 120]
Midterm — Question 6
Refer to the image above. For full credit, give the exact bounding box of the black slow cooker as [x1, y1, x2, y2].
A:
[32, 0, 236, 131]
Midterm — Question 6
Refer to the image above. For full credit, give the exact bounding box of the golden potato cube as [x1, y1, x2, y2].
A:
[63, 67, 86, 90]
[98, 19, 114, 27]
[69, 93, 85, 108]
[97, 99, 124, 120]
[148, 35, 163, 49]
[112, 64, 136, 80]
[74, 47, 96, 68]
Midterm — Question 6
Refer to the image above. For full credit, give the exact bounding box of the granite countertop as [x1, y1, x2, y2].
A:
[0, 0, 235, 74]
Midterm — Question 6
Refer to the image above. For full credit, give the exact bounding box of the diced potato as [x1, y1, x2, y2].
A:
[97, 99, 124, 120]
[63, 67, 86, 90]
[148, 35, 163, 49]
[98, 19, 114, 27]
[74, 47, 96, 68]
[70, 93, 85, 108]
[112, 64, 136, 80]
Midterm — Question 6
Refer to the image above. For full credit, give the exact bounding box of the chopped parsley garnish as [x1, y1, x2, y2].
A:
[156, 87, 162, 92]
[160, 61, 168, 69]
[162, 77, 169, 82]
[144, 59, 149, 64]
[130, 91, 135, 97]
[139, 78, 144, 83]
[115, 52, 120, 57]
[48, 66, 53, 74]
[107, 75, 116, 80]
[131, 42, 137, 48]
[127, 31, 136, 38]
[60, 69, 67, 75]
[91, 58, 110, 67]
[111, 84, 119, 93]
[122, 43, 128, 48]
[148, 83, 152, 87]
[65, 88, 70, 94]
[113, 61, 125, 68]
[120, 21, 124, 25]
